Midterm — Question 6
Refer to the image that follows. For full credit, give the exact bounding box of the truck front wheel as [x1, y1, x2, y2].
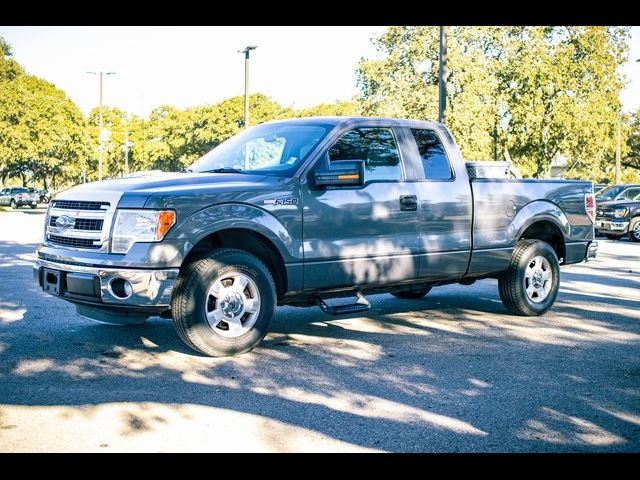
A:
[171, 249, 276, 357]
[498, 239, 560, 316]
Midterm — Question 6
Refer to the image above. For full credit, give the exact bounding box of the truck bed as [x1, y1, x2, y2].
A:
[468, 178, 594, 275]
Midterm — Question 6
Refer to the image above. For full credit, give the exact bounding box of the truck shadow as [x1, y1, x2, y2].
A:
[1, 241, 639, 452]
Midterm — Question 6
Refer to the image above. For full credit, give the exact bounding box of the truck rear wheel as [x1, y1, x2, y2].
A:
[391, 286, 432, 299]
[171, 248, 276, 357]
[498, 239, 560, 316]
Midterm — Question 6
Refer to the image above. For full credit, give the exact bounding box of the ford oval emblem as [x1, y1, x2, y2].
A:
[55, 215, 75, 229]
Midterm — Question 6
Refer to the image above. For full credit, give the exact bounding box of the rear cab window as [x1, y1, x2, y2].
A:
[410, 128, 453, 180]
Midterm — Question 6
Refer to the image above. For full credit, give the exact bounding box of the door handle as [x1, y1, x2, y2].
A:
[399, 195, 418, 211]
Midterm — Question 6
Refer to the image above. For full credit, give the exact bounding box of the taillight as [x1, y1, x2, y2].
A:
[585, 193, 596, 224]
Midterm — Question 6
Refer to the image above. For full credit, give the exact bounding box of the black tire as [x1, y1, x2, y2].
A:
[498, 239, 560, 316]
[9, 199, 16, 209]
[629, 217, 640, 243]
[391, 286, 432, 300]
[604, 233, 624, 240]
[30, 203, 37, 209]
[171, 248, 276, 357]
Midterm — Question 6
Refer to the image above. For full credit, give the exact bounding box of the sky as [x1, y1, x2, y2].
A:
[1, 25, 639, 118]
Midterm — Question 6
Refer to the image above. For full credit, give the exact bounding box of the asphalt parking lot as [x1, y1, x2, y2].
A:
[0, 209, 639, 452]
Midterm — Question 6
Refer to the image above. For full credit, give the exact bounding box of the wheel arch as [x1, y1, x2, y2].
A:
[183, 227, 288, 298]
[509, 201, 570, 262]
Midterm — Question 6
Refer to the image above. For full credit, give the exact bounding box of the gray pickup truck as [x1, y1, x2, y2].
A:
[34, 117, 597, 356]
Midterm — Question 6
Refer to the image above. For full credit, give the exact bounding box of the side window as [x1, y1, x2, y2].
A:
[625, 188, 640, 200]
[411, 128, 453, 180]
[328, 127, 403, 182]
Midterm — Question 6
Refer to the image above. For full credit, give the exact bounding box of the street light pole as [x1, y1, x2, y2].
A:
[239, 46, 257, 129]
[87, 71, 116, 181]
[438, 26, 449, 125]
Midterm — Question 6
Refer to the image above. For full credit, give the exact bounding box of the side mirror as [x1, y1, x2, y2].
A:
[313, 160, 365, 189]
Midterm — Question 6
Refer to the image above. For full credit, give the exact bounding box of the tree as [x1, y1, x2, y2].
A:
[501, 27, 629, 179]
[137, 94, 291, 172]
[295, 100, 360, 117]
[1, 36, 90, 189]
[356, 26, 630, 179]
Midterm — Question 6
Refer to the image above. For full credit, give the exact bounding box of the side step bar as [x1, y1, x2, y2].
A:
[316, 291, 371, 316]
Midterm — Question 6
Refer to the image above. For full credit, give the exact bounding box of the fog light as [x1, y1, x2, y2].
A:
[109, 277, 133, 299]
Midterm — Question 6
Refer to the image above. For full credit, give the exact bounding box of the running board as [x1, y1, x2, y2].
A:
[316, 291, 371, 316]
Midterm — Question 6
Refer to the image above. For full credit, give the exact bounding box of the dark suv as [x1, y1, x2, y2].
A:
[596, 188, 640, 241]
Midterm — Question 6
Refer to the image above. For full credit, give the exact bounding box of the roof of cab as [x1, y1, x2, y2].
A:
[261, 116, 443, 129]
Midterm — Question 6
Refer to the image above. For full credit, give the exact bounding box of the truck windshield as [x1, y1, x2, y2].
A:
[596, 185, 626, 200]
[188, 123, 331, 176]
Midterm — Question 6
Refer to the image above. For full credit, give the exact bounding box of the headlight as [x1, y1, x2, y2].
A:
[111, 209, 176, 254]
[613, 208, 628, 219]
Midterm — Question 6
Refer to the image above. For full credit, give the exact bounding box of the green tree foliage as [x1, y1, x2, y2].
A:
[357, 26, 630, 179]
[624, 109, 640, 170]
[503, 27, 628, 179]
[135, 94, 292, 172]
[0, 36, 90, 189]
[295, 100, 360, 117]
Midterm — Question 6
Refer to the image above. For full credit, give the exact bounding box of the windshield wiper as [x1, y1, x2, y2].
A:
[201, 167, 245, 174]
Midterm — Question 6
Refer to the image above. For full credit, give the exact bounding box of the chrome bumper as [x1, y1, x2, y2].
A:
[595, 220, 629, 232]
[33, 258, 179, 307]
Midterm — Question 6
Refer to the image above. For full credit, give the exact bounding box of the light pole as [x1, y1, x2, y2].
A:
[239, 46, 257, 129]
[87, 71, 116, 181]
[122, 131, 134, 177]
[438, 26, 449, 125]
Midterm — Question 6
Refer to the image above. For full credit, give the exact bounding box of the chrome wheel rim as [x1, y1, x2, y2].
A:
[633, 222, 640, 240]
[524, 255, 553, 303]
[204, 271, 261, 338]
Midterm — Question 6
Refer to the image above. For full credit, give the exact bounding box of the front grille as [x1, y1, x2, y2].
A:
[49, 216, 103, 231]
[52, 200, 109, 210]
[47, 235, 102, 249]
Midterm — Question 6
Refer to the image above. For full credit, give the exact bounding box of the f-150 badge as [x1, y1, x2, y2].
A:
[264, 197, 299, 206]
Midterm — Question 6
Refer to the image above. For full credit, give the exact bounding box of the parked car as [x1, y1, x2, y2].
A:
[594, 183, 608, 193]
[596, 189, 640, 241]
[595, 184, 640, 202]
[34, 117, 597, 357]
[0, 187, 38, 208]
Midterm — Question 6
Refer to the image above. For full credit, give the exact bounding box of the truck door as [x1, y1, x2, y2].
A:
[400, 126, 472, 281]
[301, 125, 421, 290]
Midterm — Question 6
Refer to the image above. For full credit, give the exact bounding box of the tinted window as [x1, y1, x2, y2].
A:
[596, 185, 626, 200]
[622, 188, 640, 200]
[328, 127, 402, 182]
[11, 188, 28, 193]
[411, 129, 453, 180]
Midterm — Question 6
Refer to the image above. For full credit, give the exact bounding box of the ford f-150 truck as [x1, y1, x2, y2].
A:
[34, 117, 598, 356]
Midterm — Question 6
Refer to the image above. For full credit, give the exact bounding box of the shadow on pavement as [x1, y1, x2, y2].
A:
[0, 239, 639, 452]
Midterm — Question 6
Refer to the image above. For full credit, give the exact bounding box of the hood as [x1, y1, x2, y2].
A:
[598, 199, 640, 208]
[58, 171, 268, 195]
[55, 171, 274, 208]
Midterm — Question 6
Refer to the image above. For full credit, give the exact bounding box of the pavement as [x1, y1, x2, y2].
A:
[0, 208, 639, 452]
